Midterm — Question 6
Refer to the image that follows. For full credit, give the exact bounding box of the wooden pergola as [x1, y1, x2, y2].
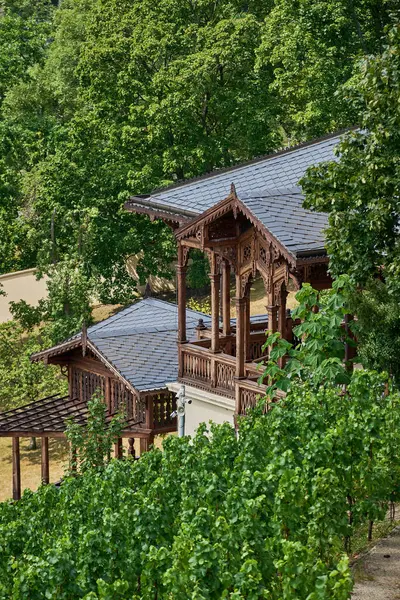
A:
[0, 393, 148, 500]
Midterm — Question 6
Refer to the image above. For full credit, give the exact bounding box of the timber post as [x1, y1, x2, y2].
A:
[12, 437, 21, 501]
[235, 296, 246, 378]
[41, 436, 49, 485]
[114, 438, 123, 459]
[210, 253, 221, 353]
[177, 243, 188, 344]
[221, 260, 231, 337]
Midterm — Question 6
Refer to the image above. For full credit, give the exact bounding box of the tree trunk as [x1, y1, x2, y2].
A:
[27, 436, 37, 451]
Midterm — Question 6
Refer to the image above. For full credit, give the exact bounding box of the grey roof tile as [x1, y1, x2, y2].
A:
[87, 299, 211, 393]
[132, 133, 342, 256]
[144, 133, 340, 215]
[238, 186, 327, 255]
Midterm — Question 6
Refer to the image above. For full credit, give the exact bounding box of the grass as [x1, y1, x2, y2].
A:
[0, 436, 68, 502]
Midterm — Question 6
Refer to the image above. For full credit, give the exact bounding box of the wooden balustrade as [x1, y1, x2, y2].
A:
[180, 344, 236, 397]
[236, 379, 269, 416]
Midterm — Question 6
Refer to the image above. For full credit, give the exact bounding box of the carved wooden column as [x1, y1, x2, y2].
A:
[177, 243, 187, 344]
[278, 286, 288, 340]
[210, 253, 220, 353]
[128, 438, 136, 458]
[221, 260, 231, 337]
[12, 437, 21, 501]
[235, 275, 246, 378]
[267, 283, 278, 334]
[41, 437, 49, 485]
[244, 292, 251, 362]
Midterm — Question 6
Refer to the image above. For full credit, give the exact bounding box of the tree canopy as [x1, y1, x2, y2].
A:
[0, 0, 395, 337]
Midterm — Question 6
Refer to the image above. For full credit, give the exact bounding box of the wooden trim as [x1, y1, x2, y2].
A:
[210, 253, 220, 353]
[175, 193, 299, 268]
[235, 296, 246, 378]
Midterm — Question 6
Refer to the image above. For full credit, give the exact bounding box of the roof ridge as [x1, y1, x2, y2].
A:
[143, 128, 356, 197]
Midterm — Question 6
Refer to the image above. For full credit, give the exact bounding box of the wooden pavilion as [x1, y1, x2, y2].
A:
[125, 133, 343, 428]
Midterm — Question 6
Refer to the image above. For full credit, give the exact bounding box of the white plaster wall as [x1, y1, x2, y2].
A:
[167, 382, 235, 437]
[0, 269, 48, 323]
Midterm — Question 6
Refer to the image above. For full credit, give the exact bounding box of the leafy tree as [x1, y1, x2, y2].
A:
[301, 24, 400, 379]
[0, 320, 67, 412]
[10, 258, 95, 343]
[257, 0, 396, 139]
[65, 393, 125, 474]
[301, 24, 400, 287]
[261, 276, 356, 396]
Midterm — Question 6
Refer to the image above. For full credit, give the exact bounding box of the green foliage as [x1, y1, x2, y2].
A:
[2, 369, 400, 597]
[347, 279, 400, 384]
[256, 0, 395, 139]
[0, 0, 395, 331]
[187, 295, 212, 315]
[10, 259, 95, 343]
[187, 250, 210, 291]
[301, 24, 400, 290]
[65, 393, 125, 474]
[262, 276, 356, 395]
[301, 25, 400, 381]
[0, 320, 67, 411]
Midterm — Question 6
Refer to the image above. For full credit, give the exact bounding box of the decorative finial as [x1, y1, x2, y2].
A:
[196, 318, 207, 331]
[230, 182, 237, 197]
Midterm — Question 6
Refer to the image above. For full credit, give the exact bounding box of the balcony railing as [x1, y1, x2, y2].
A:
[179, 341, 271, 416]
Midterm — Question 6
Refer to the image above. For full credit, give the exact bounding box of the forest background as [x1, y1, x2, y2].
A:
[0, 0, 397, 332]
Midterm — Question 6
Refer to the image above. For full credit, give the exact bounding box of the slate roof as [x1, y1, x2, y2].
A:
[87, 299, 211, 393]
[33, 298, 271, 394]
[33, 299, 211, 394]
[240, 186, 328, 256]
[128, 131, 342, 217]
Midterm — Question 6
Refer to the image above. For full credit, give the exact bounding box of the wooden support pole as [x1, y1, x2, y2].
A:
[105, 376, 111, 413]
[222, 260, 231, 337]
[41, 437, 49, 485]
[114, 438, 123, 459]
[210, 253, 220, 353]
[12, 437, 21, 501]
[177, 244, 187, 344]
[278, 288, 288, 340]
[244, 293, 251, 362]
[235, 296, 246, 378]
[267, 303, 278, 334]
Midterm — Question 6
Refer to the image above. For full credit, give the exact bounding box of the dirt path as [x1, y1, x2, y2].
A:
[352, 525, 400, 600]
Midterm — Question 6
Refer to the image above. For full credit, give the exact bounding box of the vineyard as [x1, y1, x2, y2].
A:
[0, 369, 399, 599]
